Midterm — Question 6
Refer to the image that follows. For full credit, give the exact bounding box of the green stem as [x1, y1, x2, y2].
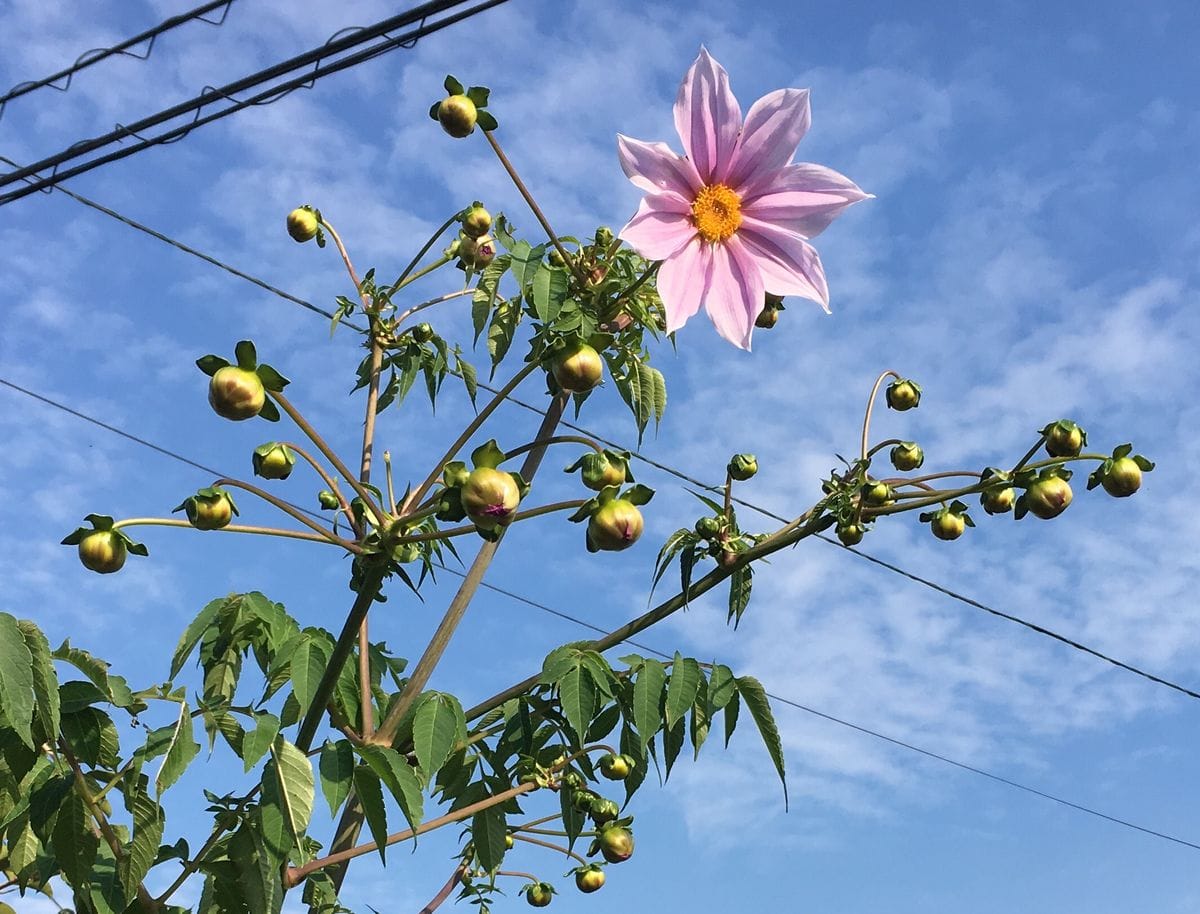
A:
[214, 477, 352, 545]
[464, 504, 831, 722]
[482, 130, 585, 285]
[394, 501, 585, 545]
[402, 360, 540, 514]
[865, 438, 904, 460]
[860, 369, 903, 462]
[1011, 434, 1048, 474]
[112, 517, 358, 551]
[510, 833, 587, 865]
[295, 562, 389, 752]
[889, 470, 983, 487]
[395, 288, 473, 327]
[375, 396, 567, 745]
[156, 789, 258, 905]
[283, 442, 357, 530]
[390, 254, 451, 294]
[503, 434, 602, 461]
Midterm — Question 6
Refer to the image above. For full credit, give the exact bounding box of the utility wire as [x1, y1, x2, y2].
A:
[0, 0, 509, 207]
[4, 376, 1198, 854]
[0, 0, 236, 122]
[5, 170, 1196, 706]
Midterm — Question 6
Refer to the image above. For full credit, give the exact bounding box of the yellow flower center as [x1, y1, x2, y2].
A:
[691, 184, 742, 243]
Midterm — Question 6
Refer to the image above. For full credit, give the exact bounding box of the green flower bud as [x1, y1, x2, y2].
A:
[252, 443, 295, 480]
[525, 882, 555, 907]
[575, 866, 605, 894]
[1025, 474, 1073, 519]
[889, 441, 924, 472]
[755, 293, 785, 329]
[318, 490, 341, 511]
[586, 499, 643, 552]
[930, 510, 965, 541]
[597, 752, 632, 780]
[885, 378, 922, 411]
[209, 366, 265, 421]
[1101, 457, 1143, 497]
[861, 478, 894, 507]
[462, 467, 522, 530]
[462, 204, 492, 238]
[694, 516, 722, 539]
[437, 94, 477, 137]
[286, 207, 319, 242]
[598, 825, 634, 864]
[570, 451, 627, 491]
[727, 453, 758, 481]
[1042, 419, 1086, 458]
[458, 233, 497, 269]
[594, 226, 615, 248]
[980, 485, 1016, 515]
[413, 322, 435, 344]
[836, 522, 865, 546]
[590, 798, 620, 825]
[551, 343, 604, 393]
[77, 531, 127, 574]
[435, 486, 468, 522]
[174, 488, 238, 531]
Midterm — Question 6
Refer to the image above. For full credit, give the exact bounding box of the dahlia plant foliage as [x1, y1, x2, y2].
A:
[0, 51, 1152, 914]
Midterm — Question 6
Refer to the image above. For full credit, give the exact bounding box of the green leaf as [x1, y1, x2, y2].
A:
[242, 712, 280, 773]
[690, 678, 710, 760]
[319, 740, 354, 818]
[53, 793, 98, 889]
[507, 240, 543, 291]
[169, 598, 223, 680]
[60, 707, 109, 767]
[290, 634, 331, 718]
[736, 676, 787, 807]
[472, 804, 507, 873]
[557, 663, 597, 744]
[155, 701, 199, 796]
[531, 263, 568, 323]
[662, 717, 685, 781]
[352, 765, 389, 863]
[0, 613, 35, 749]
[665, 654, 702, 730]
[632, 659, 667, 744]
[260, 738, 314, 860]
[17, 620, 59, 742]
[455, 352, 478, 408]
[723, 690, 740, 748]
[120, 776, 163, 902]
[412, 692, 466, 783]
[728, 564, 753, 627]
[54, 640, 136, 708]
[357, 744, 424, 833]
[708, 664, 736, 710]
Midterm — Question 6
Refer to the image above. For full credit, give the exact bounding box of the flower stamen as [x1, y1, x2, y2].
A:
[691, 184, 742, 243]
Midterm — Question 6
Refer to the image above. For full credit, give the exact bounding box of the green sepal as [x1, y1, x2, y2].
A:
[621, 483, 655, 506]
[234, 340, 258, 371]
[442, 461, 470, 488]
[1014, 493, 1029, 520]
[428, 101, 441, 121]
[443, 75, 465, 96]
[255, 363, 290, 392]
[470, 439, 506, 469]
[195, 354, 229, 377]
[465, 86, 490, 107]
[475, 110, 498, 131]
[508, 471, 530, 499]
[1112, 443, 1133, 459]
[60, 514, 114, 544]
[980, 466, 1011, 484]
[257, 399, 281, 423]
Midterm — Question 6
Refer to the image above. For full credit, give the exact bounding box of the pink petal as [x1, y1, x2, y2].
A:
[656, 236, 710, 335]
[742, 162, 871, 239]
[703, 236, 765, 350]
[726, 88, 812, 192]
[618, 194, 695, 261]
[674, 48, 742, 183]
[739, 217, 830, 311]
[617, 134, 702, 200]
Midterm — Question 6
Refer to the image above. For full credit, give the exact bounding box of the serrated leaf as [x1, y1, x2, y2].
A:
[319, 740, 354, 818]
[690, 678, 710, 760]
[665, 654, 701, 730]
[352, 765, 389, 863]
[662, 717, 685, 781]
[155, 702, 199, 796]
[735, 676, 787, 807]
[17, 621, 59, 742]
[728, 564, 753, 627]
[708, 664, 736, 710]
[60, 707, 108, 766]
[472, 804, 507, 872]
[120, 778, 163, 901]
[169, 600, 223, 680]
[413, 693, 466, 783]
[290, 635, 331, 719]
[53, 793, 98, 888]
[242, 712, 280, 773]
[723, 691, 740, 748]
[0, 613, 35, 749]
[357, 744, 424, 833]
[557, 664, 596, 744]
[260, 738, 314, 859]
[507, 240, 542, 291]
[531, 263, 568, 323]
[632, 659, 667, 744]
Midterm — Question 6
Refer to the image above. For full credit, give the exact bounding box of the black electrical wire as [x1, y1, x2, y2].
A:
[4, 375, 1198, 854]
[0, 0, 236, 121]
[0, 0, 509, 206]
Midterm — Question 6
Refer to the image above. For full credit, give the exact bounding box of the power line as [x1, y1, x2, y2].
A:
[0, 0, 236, 122]
[4, 378, 1197, 855]
[0, 0, 509, 207]
[6, 175, 1196, 707]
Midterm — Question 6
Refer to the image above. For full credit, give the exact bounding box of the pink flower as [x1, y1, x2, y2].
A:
[617, 48, 870, 349]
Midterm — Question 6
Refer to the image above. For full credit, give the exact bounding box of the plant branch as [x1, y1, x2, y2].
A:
[213, 477, 354, 545]
[286, 783, 537, 886]
[395, 288, 473, 326]
[511, 833, 587, 864]
[503, 435, 602, 461]
[387, 214, 460, 298]
[112, 517, 359, 551]
[860, 369, 902, 462]
[418, 864, 468, 914]
[283, 441, 357, 529]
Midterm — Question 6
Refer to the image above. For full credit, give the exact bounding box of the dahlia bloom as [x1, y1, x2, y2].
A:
[617, 48, 870, 349]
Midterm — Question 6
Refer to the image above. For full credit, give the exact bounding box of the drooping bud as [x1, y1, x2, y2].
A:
[436, 94, 477, 137]
[1022, 471, 1073, 519]
[286, 207, 319, 242]
[458, 233, 497, 270]
[318, 490, 341, 511]
[694, 516, 722, 539]
[209, 366, 266, 421]
[586, 499, 644, 551]
[860, 478, 894, 507]
[885, 378, 922, 411]
[836, 522, 865, 546]
[574, 865, 605, 894]
[461, 467, 522, 531]
[889, 441, 925, 472]
[565, 450, 629, 491]
[1088, 445, 1154, 497]
[61, 515, 148, 574]
[412, 322, 435, 344]
[551, 343, 604, 393]
[174, 487, 238, 531]
[252, 443, 295, 480]
[598, 826, 634, 864]
[755, 293, 785, 329]
[727, 453, 758, 481]
[594, 226, 615, 248]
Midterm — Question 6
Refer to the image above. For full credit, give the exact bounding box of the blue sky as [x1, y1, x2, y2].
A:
[2, 0, 1200, 911]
